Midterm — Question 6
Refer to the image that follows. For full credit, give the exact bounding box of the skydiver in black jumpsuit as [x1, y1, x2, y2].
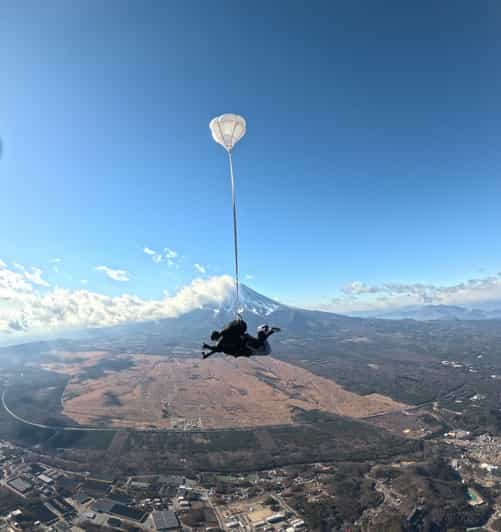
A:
[202, 318, 250, 359]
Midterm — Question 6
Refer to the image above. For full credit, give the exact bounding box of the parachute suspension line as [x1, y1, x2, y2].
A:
[227, 149, 240, 316]
[210, 113, 246, 318]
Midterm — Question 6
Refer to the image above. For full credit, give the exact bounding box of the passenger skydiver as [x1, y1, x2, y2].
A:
[243, 325, 281, 356]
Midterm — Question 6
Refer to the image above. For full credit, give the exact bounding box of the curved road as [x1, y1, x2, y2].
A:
[1, 389, 116, 432]
[1, 386, 431, 435]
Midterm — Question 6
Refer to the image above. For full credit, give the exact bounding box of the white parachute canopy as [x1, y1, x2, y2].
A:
[209, 113, 246, 152]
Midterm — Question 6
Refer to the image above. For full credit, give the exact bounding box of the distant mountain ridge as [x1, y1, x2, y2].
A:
[351, 304, 501, 321]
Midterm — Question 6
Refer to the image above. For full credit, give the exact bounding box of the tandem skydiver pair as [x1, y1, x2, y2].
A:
[202, 318, 280, 359]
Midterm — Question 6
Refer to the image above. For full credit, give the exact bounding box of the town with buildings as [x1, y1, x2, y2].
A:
[2, 424, 501, 532]
[0, 439, 313, 532]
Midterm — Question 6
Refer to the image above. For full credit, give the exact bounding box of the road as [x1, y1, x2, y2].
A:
[274, 493, 300, 517]
[1, 388, 117, 432]
[207, 495, 226, 530]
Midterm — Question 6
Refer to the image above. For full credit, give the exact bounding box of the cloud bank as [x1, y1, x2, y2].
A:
[3, 256, 501, 339]
[12, 263, 50, 287]
[0, 259, 234, 337]
[321, 273, 501, 314]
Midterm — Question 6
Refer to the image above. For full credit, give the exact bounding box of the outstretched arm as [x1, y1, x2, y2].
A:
[265, 327, 280, 339]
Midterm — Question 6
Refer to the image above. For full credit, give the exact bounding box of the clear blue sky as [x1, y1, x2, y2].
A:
[1, 0, 500, 308]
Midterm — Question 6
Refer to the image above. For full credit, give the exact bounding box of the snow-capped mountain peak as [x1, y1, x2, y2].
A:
[212, 283, 285, 317]
[238, 284, 284, 316]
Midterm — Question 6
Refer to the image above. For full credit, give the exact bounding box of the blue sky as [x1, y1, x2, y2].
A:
[0, 0, 501, 335]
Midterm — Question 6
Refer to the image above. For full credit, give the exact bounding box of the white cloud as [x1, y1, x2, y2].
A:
[9, 262, 50, 287]
[317, 273, 501, 314]
[144, 247, 162, 263]
[341, 280, 436, 299]
[50, 258, 61, 263]
[341, 281, 379, 295]
[164, 248, 178, 260]
[0, 259, 235, 336]
[0, 263, 34, 300]
[24, 267, 50, 287]
[95, 265, 130, 282]
[245, 274, 254, 280]
[0, 259, 6, 268]
[80, 279, 88, 285]
[144, 246, 178, 265]
[164, 248, 179, 267]
[194, 263, 206, 274]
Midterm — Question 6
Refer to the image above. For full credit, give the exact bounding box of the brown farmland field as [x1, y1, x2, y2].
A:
[53, 353, 407, 429]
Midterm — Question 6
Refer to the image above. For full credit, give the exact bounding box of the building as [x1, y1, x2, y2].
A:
[8, 477, 32, 495]
[158, 475, 185, 486]
[72, 493, 92, 505]
[109, 503, 146, 523]
[109, 491, 132, 505]
[108, 517, 122, 528]
[266, 513, 286, 524]
[91, 498, 115, 514]
[151, 510, 180, 531]
[130, 481, 150, 490]
[178, 500, 190, 510]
